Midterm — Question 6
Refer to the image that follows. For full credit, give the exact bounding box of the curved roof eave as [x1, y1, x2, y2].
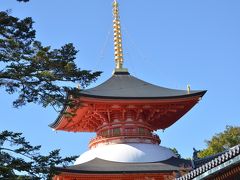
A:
[49, 73, 207, 129]
[55, 156, 192, 174]
[49, 105, 68, 129]
[49, 90, 206, 130]
[78, 74, 207, 99]
[78, 90, 207, 100]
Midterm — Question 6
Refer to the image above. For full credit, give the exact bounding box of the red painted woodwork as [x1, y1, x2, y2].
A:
[54, 96, 201, 147]
[55, 96, 201, 132]
[53, 172, 176, 180]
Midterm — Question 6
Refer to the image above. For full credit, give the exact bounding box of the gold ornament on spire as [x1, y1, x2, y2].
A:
[112, 0, 128, 72]
[187, 84, 191, 94]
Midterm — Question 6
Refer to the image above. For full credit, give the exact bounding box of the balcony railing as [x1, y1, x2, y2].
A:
[89, 132, 161, 148]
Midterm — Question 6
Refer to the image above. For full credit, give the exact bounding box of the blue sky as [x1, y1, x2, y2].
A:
[1, 0, 240, 159]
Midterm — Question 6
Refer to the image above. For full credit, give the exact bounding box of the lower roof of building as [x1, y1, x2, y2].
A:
[56, 157, 192, 174]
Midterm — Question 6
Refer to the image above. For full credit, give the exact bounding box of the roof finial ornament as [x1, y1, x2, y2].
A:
[112, 0, 128, 73]
[187, 84, 191, 94]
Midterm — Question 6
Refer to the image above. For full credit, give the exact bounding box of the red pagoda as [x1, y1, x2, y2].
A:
[51, 1, 206, 179]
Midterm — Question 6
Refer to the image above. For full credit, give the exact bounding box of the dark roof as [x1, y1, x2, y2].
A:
[50, 72, 206, 129]
[193, 151, 225, 168]
[79, 73, 206, 99]
[176, 144, 240, 180]
[56, 157, 192, 174]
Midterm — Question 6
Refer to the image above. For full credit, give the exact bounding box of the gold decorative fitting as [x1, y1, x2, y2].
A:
[187, 84, 191, 94]
[112, 0, 128, 73]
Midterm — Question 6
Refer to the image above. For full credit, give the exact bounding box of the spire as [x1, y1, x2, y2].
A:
[112, 0, 128, 73]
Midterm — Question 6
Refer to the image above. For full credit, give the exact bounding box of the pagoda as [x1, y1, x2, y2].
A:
[51, 1, 206, 179]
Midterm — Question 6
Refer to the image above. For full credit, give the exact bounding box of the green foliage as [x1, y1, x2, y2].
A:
[0, 9, 101, 110]
[0, 131, 77, 179]
[198, 126, 240, 158]
[0, 1, 100, 178]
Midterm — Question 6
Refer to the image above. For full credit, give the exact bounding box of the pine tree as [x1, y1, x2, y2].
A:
[0, 0, 101, 110]
[1, 1, 101, 178]
[0, 131, 77, 179]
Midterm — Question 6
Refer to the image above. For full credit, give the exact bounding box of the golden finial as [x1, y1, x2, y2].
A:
[187, 84, 191, 94]
[112, 0, 128, 73]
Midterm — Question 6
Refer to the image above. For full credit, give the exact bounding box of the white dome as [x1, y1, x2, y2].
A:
[75, 143, 176, 165]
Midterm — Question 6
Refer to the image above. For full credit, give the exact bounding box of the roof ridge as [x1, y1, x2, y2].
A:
[176, 144, 240, 180]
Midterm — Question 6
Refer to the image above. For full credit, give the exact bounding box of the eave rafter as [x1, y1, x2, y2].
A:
[54, 96, 201, 132]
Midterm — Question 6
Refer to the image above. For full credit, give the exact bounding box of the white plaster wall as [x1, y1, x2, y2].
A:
[75, 143, 176, 164]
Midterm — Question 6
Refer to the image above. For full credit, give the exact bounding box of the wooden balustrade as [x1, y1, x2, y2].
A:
[89, 132, 161, 148]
